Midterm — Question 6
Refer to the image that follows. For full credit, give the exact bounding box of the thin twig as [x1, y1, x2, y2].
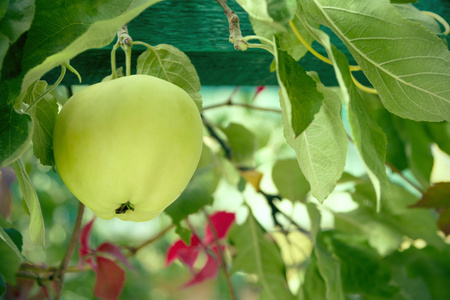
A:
[385, 161, 424, 194]
[203, 101, 282, 113]
[54, 202, 85, 300]
[261, 191, 310, 237]
[203, 210, 237, 300]
[125, 224, 175, 256]
[202, 115, 233, 160]
[215, 0, 247, 50]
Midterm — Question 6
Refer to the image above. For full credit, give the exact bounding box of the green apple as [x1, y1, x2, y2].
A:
[53, 75, 203, 222]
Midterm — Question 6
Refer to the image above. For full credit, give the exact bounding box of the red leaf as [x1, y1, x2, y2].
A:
[97, 242, 133, 270]
[183, 255, 220, 288]
[166, 235, 202, 271]
[254, 86, 266, 99]
[204, 211, 236, 245]
[78, 217, 96, 270]
[94, 257, 125, 300]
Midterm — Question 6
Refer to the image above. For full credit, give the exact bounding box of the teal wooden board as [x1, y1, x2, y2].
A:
[45, 0, 450, 86]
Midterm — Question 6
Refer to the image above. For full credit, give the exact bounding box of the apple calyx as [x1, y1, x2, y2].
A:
[115, 201, 135, 214]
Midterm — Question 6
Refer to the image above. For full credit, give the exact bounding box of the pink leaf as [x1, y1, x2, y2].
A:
[78, 217, 96, 269]
[97, 242, 133, 270]
[94, 257, 125, 300]
[204, 211, 236, 245]
[166, 235, 202, 271]
[254, 86, 266, 99]
[183, 255, 220, 288]
[79, 217, 95, 256]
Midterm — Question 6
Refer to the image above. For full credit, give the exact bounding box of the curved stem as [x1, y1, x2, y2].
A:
[289, 20, 376, 93]
[54, 202, 85, 300]
[247, 43, 275, 55]
[422, 11, 450, 36]
[110, 42, 120, 79]
[125, 47, 132, 76]
[63, 62, 82, 83]
[25, 65, 66, 113]
[242, 35, 275, 47]
[351, 73, 378, 94]
[289, 20, 332, 65]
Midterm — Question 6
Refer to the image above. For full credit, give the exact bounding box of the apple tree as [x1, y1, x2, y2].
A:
[1, 0, 450, 299]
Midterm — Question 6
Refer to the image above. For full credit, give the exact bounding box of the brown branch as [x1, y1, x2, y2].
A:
[203, 210, 237, 300]
[202, 115, 233, 160]
[54, 202, 85, 300]
[125, 223, 175, 256]
[18, 221, 173, 285]
[385, 161, 424, 194]
[215, 0, 247, 50]
[203, 101, 282, 113]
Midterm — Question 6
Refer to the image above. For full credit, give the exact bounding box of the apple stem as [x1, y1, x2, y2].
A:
[115, 201, 135, 214]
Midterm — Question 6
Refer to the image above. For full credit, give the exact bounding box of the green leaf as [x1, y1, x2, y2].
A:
[343, 181, 446, 252]
[0, 226, 22, 260]
[236, 0, 285, 31]
[165, 145, 220, 225]
[0, 276, 5, 296]
[0, 102, 32, 167]
[302, 0, 450, 122]
[0, 232, 22, 284]
[299, 254, 327, 300]
[386, 246, 450, 300]
[425, 121, 450, 156]
[229, 212, 295, 300]
[395, 119, 434, 189]
[306, 203, 345, 300]
[390, 0, 418, 3]
[3, 0, 162, 104]
[266, 0, 297, 26]
[275, 47, 323, 137]
[347, 86, 388, 209]
[393, 4, 441, 35]
[0, 0, 35, 71]
[371, 100, 408, 171]
[272, 159, 310, 202]
[280, 83, 347, 202]
[250, 9, 314, 61]
[25, 81, 58, 166]
[324, 232, 399, 297]
[413, 182, 450, 235]
[3, 228, 22, 252]
[136, 43, 202, 112]
[174, 225, 191, 245]
[295, 8, 388, 206]
[220, 123, 257, 167]
[12, 159, 45, 247]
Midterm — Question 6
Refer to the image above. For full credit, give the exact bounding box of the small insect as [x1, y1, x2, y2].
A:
[115, 201, 134, 214]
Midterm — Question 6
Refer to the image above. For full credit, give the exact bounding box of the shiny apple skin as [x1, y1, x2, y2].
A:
[53, 75, 203, 222]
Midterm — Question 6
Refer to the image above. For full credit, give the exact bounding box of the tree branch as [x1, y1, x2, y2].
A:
[54, 202, 85, 300]
[215, 0, 248, 50]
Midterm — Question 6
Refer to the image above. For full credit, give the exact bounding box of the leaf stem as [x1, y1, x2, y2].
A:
[289, 20, 378, 94]
[421, 11, 450, 36]
[203, 210, 237, 300]
[242, 35, 275, 47]
[53, 202, 85, 300]
[110, 42, 120, 79]
[25, 64, 66, 113]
